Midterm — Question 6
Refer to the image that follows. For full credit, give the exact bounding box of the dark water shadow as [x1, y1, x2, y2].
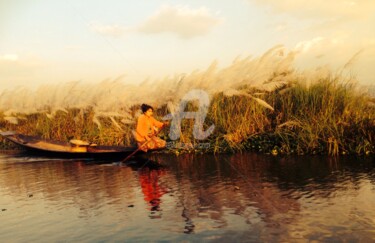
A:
[0, 151, 374, 242]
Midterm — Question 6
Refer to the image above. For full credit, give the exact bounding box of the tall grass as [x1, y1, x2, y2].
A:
[269, 77, 374, 155]
[0, 46, 374, 155]
[0, 108, 130, 149]
[201, 75, 373, 155]
[1, 75, 373, 155]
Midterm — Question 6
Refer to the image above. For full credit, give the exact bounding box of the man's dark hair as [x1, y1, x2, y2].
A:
[141, 104, 154, 113]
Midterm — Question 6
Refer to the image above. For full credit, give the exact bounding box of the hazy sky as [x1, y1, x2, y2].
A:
[1, 0, 374, 91]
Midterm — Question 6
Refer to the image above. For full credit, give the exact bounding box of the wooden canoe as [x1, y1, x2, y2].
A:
[0, 131, 139, 159]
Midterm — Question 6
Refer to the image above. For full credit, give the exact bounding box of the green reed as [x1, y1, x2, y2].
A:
[174, 75, 374, 155]
[0, 76, 374, 155]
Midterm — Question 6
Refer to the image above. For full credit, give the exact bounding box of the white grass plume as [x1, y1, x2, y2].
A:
[0, 45, 320, 127]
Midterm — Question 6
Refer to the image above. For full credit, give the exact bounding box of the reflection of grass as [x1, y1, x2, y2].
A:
[1, 77, 374, 155]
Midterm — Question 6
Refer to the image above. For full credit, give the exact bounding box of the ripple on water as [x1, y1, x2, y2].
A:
[0, 152, 374, 241]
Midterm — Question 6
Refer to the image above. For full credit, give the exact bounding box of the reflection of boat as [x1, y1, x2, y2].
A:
[0, 131, 138, 159]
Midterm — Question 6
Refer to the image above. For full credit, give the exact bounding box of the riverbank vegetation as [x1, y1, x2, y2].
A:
[209, 76, 374, 156]
[1, 75, 373, 156]
[1, 47, 374, 156]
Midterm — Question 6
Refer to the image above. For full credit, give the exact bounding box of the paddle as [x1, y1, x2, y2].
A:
[121, 124, 166, 163]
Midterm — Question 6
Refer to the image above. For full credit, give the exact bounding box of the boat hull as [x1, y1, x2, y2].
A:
[0, 131, 139, 160]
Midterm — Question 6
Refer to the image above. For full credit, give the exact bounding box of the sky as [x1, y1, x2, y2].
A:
[1, 0, 374, 91]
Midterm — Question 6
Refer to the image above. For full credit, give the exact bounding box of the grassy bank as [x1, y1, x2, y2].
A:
[205, 76, 374, 155]
[1, 77, 374, 155]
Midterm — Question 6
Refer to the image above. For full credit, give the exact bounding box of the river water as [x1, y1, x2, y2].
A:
[0, 151, 374, 242]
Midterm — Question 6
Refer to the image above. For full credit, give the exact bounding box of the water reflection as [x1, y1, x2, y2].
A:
[0, 152, 374, 242]
[139, 168, 167, 215]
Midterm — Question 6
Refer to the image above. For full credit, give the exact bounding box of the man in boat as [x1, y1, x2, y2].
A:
[134, 104, 168, 152]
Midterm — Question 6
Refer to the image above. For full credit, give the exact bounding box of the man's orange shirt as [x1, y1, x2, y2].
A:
[135, 114, 164, 142]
